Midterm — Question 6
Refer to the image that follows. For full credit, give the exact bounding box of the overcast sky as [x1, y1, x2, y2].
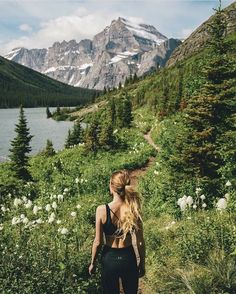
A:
[0, 0, 234, 55]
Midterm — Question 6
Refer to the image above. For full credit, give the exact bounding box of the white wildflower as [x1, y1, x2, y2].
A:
[12, 217, 21, 225]
[216, 198, 227, 210]
[226, 180, 232, 187]
[59, 227, 68, 235]
[48, 213, 55, 224]
[200, 194, 206, 200]
[0, 224, 3, 230]
[75, 177, 79, 184]
[52, 201, 57, 210]
[33, 205, 39, 215]
[64, 188, 69, 193]
[154, 170, 159, 175]
[225, 193, 230, 200]
[193, 204, 197, 209]
[186, 196, 193, 206]
[195, 187, 202, 194]
[20, 214, 25, 219]
[56, 220, 62, 224]
[1, 205, 7, 213]
[22, 196, 28, 203]
[22, 217, 29, 224]
[76, 204, 81, 209]
[177, 196, 188, 211]
[71, 211, 77, 217]
[36, 218, 43, 224]
[45, 204, 51, 212]
[25, 200, 32, 209]
[202, 203, 207, 208]
[57, 194, 64, 202]
[187, 216, 192, 220]
[113, 129, 118, 134]
[13, 198, 22, 207]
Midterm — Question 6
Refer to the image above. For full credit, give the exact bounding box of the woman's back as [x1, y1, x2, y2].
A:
[101, 201, 133, 248]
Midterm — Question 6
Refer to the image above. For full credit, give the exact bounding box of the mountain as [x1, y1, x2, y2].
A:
[4, 17, 181, 90]
[166, 2, 236, 67]
[0, 56, 98, 108]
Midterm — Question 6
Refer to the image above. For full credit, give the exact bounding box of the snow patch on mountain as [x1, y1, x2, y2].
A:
[4, 48, 22, 60]
[109, 51, 139, 64]
[120, 18, 167, 44]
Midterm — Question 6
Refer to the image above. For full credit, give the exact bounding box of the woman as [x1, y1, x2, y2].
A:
[88, 169, 146, 294]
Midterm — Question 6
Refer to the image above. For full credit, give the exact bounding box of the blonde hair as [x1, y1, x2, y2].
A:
[110, 169, 142, 239]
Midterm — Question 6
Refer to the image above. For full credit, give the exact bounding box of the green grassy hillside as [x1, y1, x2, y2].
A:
[0, 56, 99, 108]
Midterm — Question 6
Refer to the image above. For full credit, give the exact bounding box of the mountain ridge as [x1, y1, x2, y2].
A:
[4, 17, 181, 90]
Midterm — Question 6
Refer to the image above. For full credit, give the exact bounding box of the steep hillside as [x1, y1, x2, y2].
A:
[166, 1, 236, 67]
[0, 56, 99, 108]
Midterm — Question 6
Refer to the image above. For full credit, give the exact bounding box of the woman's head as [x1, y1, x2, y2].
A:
[109, 170, 130, 198]
[109, 169, 142, 239]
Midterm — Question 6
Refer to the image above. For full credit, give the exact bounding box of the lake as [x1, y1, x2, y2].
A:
[0, 107, 78, 162]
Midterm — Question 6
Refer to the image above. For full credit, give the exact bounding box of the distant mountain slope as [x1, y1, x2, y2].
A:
[0, 56, 98, 108]
[166, 2, 236, 67]
[4, 17, 181, 90]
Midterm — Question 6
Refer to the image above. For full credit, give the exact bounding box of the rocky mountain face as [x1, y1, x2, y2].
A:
[4, 17, 181, 90]
[166, 2, 236, 68]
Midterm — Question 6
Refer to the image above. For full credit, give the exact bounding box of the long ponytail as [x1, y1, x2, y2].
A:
[110, 170, 142, 240]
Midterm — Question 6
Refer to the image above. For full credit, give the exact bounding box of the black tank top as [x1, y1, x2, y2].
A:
[103, 204, 124, 237]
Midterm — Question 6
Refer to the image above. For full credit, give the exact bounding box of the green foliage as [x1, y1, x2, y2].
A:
[0, 57, 98, 108]
[65, 120, 82, 149]
[8, 105, 34, 181]
[40, 139, 56, 157]
[46, 106, 52, 118]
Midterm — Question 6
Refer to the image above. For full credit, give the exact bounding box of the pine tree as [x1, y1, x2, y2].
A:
[70, 120, 82, 145]
[175, 64, 184, 111]
[9, 104, 34, 180]
[65, 129, 73, 148]
[65, 121, 82, 148]
[98, 118, 115, 150]
[202, 0, 236, 180]
[44, 139, 55, 156]
[123, 92, 133, 128]
[56, 106, 61, 115]
[108, 97, 116, 125]
[46, 106, 52, 118]
[84, 118, 100, 152]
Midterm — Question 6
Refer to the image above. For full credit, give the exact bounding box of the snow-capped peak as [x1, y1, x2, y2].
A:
[4, 47, 23, 60]
[118, 17, 167, 45]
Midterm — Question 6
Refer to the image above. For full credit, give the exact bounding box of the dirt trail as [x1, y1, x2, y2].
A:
[143, 128, 160, 152]
[120, 129, 159, 294]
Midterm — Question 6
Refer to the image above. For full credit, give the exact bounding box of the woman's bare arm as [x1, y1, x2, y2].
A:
[135, 219, 146, 274]
[89, 205, 104, 272]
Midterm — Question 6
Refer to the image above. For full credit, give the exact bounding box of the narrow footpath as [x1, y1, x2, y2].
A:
[120, 127, 159, 294]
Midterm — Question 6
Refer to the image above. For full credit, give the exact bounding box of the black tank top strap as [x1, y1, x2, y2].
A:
[109, 207, 119, 220]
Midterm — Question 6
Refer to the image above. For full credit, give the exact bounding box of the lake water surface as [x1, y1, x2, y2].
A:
[0, 107, 75, 162]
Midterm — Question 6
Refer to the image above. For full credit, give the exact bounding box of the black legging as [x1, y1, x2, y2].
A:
[101, 245, 139, 294]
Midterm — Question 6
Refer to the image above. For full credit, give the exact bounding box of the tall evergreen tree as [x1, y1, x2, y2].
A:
[84, 118, 100, 152]
[98, 118, 115, 150]
[9, 104, 34, 180]
[65, 129, 73, 148]
[108, 97, 116, 125]
[46, 106, 52, 118]
[65, 120, 82, 148]
[123, 92, 133, 127]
